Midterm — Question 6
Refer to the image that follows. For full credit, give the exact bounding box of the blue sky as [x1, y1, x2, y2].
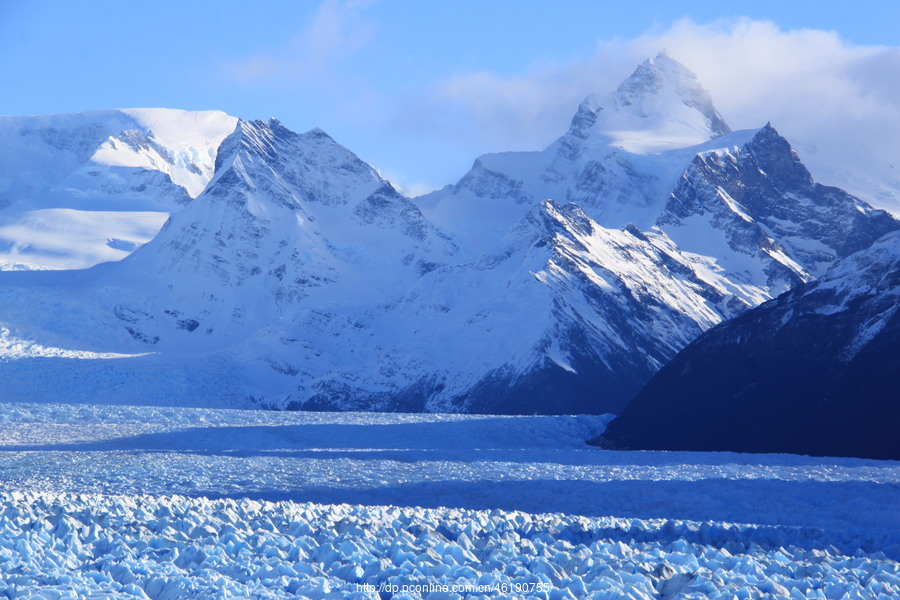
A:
[2, 0, 899, 194]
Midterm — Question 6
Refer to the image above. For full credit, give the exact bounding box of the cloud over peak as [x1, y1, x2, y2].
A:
[395, 18, 900, 210]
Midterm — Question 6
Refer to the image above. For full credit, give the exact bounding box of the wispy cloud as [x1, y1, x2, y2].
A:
[224, 0, 375, 85]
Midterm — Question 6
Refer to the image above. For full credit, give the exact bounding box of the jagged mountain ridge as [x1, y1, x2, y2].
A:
[0, 116, 737, 412]
[416, 55, 896, 308]
[120, 119, 457, 351]
[0, 114, 743, 412]
[657, 124, 900, 300]
[271, 199, 740, 413]
[0, 56, 897, 414]
[594, 230, 900, 459]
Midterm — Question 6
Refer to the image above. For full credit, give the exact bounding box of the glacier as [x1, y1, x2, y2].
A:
[0, 404, 897, 599]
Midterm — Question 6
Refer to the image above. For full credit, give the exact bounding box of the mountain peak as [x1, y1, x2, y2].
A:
[508, 199, 594, 247]
[205, 118, 388, 215]
[614, 52, 701, 105]
[567, 54, 731, 154]
[306, 126, 332, 139]
[743, 122, 813, 189]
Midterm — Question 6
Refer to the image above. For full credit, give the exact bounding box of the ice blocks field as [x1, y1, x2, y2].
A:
[0, 403, 898, 598]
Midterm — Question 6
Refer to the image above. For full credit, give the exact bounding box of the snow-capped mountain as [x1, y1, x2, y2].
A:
[0, 55, 896, 415]
[594, 229, 900, 459]
[0, 117, 733, 413]
[0, 109, 237, 270]
[104, 118, 457, 350]
[570, 51, 732, 154]
[0, 118, 458, 406]
[417, 53, 739, 254]
[0, 118, 455, 350]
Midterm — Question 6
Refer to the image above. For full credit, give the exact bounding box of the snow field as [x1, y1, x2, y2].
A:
[1, 490, 898, 600]
[0, 209, 169, 271]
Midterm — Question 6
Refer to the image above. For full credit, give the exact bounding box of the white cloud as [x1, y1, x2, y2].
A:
[302, 0, 375, 72]
[398, 18, 900, 211]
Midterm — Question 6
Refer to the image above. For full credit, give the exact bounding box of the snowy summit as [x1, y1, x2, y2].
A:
[570, 51, 732, 154]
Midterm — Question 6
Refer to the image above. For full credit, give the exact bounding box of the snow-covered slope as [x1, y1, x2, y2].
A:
[399, 56, 897, 412]
[416, 56, 896, 305]
[94, 119, 457, 351]
[256, 200, 747, 414]
[0, 119, 735, 413]
[0, 108, 237, 269]
[596, 230, 900, 459]
[0, 119, 460, 406]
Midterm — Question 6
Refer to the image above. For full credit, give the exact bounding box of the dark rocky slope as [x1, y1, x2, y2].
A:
[593, 231, 900, 460]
